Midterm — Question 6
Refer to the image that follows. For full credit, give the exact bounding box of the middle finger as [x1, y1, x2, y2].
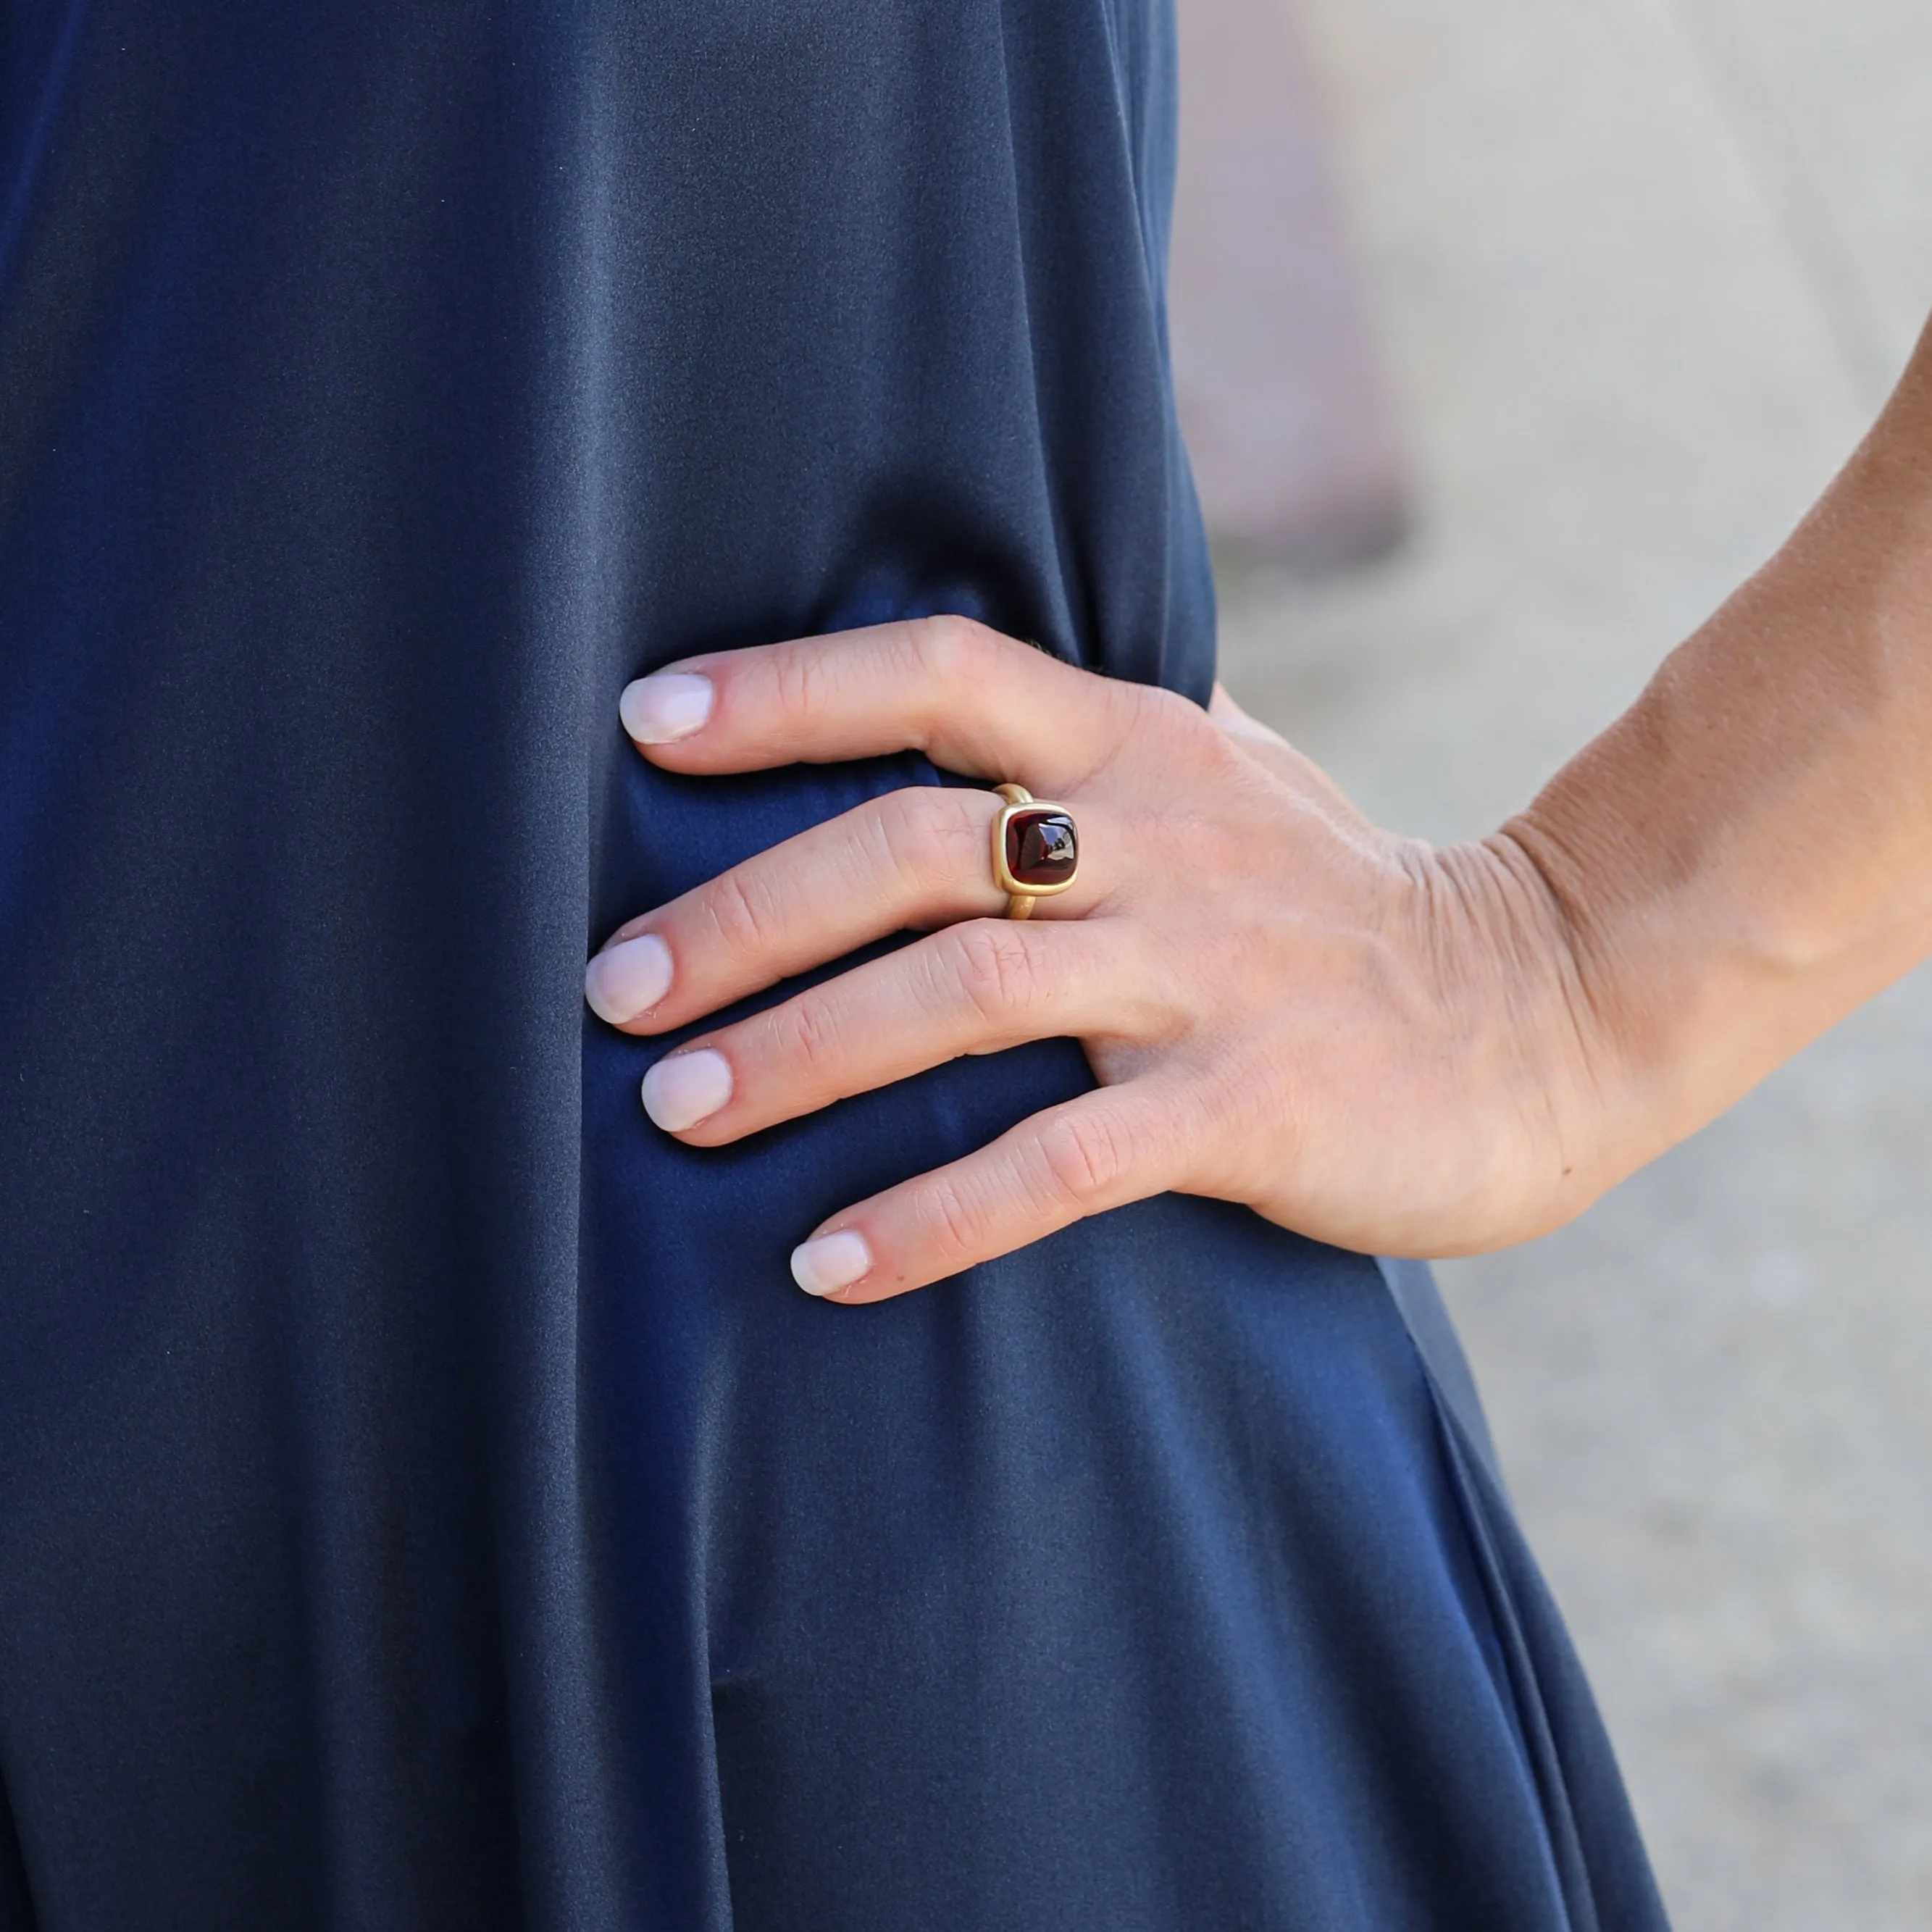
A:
[585, 783, 1104, 1033]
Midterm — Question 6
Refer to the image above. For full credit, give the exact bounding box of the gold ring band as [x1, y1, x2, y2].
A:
[990, 782, 1079, 921]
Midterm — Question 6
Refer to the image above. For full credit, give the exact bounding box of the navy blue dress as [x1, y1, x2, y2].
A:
[0, 2, 1669, 1925]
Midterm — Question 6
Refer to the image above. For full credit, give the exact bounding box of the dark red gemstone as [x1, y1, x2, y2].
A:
[1005, 808, 1078, 888]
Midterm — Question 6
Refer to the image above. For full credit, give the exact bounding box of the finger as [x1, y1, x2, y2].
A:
[616, 614, 1170, 795]
[785, 1084, 1192, 1302]
[585, 784, 1106, 1033]
[639, 916, 1153, 1145]
[588, 785, 1003, 1032]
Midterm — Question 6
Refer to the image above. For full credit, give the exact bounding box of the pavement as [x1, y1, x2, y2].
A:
[1200, 1, 1932, 1925]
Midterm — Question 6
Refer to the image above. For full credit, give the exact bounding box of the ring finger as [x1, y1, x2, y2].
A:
[639, 913, 1153, 1145]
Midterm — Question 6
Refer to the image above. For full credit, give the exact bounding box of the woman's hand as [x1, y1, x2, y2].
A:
[584, 615, 1619, 1302]
[587, 322, 1932, 1304]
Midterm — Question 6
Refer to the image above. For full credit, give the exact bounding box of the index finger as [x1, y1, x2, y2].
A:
[618, 615, 1146, 796]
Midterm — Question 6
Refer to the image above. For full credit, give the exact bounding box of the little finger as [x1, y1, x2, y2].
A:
[787, 1084, 1195, 1301]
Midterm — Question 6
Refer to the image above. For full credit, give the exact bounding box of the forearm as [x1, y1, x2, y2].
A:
[594, 332, 1932, 1285]
[1504, 318, 1932, 1188]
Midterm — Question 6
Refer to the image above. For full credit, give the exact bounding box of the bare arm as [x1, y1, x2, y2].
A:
[1506, 319, 1932, 1225]
[582, 322, 1932, 1300]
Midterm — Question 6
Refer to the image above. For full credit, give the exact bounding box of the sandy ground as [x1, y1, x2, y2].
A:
[1208, 1, 1932, 1924]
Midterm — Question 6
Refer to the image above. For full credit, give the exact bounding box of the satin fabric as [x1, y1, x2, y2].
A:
[0, 2, 1668, 1925]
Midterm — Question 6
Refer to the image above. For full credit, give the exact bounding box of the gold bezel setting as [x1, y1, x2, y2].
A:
[990, 783, 1079, 919]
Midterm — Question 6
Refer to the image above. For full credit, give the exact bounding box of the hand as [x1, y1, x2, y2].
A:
[584, 616, 1612, 1302]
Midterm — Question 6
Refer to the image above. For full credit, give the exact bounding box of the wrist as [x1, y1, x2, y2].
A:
[1495, 393, 1932, 1184]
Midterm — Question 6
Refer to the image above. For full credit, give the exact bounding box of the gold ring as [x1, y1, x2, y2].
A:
[990, 783, 1079, 921]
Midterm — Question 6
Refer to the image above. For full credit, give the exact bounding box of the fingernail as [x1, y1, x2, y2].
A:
[641, 1048, 732, 1131]
[584, 933, 673, 1024]
[790, 1230, 873, 1297]
[620, 672, 714, 743]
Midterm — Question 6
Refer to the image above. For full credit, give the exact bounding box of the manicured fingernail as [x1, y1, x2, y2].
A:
[584, 933, 673, 1024]
[620, 672, 714, 743]
[790, 1230, 873, 1297]
[641, 1048, 732, 1131]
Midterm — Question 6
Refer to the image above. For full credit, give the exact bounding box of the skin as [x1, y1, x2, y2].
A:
[586, 318, 1932, 1303]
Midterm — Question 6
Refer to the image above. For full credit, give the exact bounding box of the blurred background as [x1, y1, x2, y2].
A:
[1166, 0, 1932, 1926]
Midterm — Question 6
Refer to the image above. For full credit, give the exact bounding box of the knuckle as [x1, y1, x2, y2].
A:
[769, 640, 832, 721]
[919, 1175, 985, 1261]
[1194, 709, 1260, 786]
[1124, 679, 1213, 761]
[947, 919, 1042, 1022]
[703, 866, 782, 958]
[1133, 680, 1195, 730]
[878, 786, 971, 890]
[771, 990, 840, 1079]
[911, 612, 990, 688]
[1037, 1108, 1132, 1207]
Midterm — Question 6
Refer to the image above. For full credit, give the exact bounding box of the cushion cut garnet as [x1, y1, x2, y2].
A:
[1005, 807, 1079, 888]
